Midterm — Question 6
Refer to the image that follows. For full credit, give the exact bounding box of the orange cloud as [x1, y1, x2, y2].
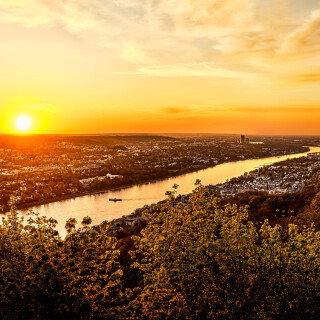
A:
[161, 107, 190, 114]
[278, 7, 320, 56]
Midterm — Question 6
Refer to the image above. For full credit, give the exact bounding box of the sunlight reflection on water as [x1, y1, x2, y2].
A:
[21, 147, 320, 238]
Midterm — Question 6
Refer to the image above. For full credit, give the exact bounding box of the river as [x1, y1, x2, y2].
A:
[21, 146, 320, 237]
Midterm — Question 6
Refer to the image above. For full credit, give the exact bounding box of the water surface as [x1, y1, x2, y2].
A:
[23, 147, 320, 237]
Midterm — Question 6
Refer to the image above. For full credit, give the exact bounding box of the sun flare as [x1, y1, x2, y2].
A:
[16, 115, 32, 132]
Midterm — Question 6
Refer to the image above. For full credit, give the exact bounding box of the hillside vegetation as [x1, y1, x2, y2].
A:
[2, 182, 320, 319]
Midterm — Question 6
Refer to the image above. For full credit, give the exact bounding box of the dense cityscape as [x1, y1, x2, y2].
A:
[214, 152, 320, 197]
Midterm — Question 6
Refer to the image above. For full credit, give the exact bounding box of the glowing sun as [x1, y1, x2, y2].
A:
[16, 115, 32, 132]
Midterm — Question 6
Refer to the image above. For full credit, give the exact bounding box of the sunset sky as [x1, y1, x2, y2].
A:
[1, 0, 320, 134]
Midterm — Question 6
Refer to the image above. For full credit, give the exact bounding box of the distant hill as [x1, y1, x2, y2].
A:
[0, 134, 179, 149]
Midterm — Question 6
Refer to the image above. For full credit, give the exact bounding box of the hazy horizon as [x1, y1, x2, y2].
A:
[3, 132, 320, 139]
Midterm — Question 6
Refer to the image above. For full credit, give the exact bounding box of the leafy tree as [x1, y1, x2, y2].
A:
[130, 184, 320, 319]
[295, 190, 320, 229]
[4, 184, 320, 319]
[0, 209, 124, 320]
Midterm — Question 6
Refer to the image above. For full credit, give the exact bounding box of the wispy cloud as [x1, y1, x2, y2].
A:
[0, 0, 53, 27]
[283, 71, 320, 84]
[0, 0, 259, 54]
[1, 0, 320, 84]
[25, 103, 59, 113]
[120, 42, 154, 64]
[277, 6, 320, 56]
[110, 62, 256, 78]
[161, 107, 190, 114]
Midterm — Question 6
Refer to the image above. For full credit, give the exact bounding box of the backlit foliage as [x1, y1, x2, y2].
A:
[0, 210, 123, 320]
[3, 184, 320, 319]
[130, 183, 320, 319]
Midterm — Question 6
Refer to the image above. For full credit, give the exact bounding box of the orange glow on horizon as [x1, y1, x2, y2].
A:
[0, 102, 54, 135]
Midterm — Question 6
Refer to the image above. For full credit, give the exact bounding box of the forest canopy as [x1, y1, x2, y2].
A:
[2, 183, 320, 319]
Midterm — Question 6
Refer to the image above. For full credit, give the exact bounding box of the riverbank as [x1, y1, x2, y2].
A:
[12, 145, 319, 239]
[8, 146, 310, 214]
